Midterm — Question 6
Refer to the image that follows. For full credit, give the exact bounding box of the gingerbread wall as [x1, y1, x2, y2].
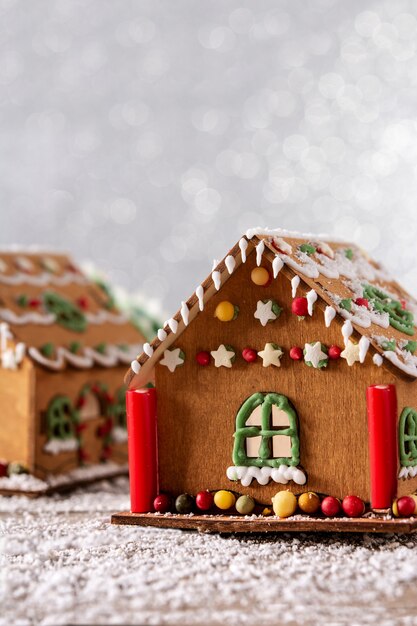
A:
[155, 248, 417, 503]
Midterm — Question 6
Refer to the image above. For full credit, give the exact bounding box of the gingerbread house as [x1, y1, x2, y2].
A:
[118, 228, 417, 530]
[0, 250, 144, 494]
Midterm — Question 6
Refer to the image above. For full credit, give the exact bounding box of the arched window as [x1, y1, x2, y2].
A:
[112, 387, 127, 429]
[232, 392, 300, 468]
[399, 407, 417, 468]
[47, 396, 76, 440]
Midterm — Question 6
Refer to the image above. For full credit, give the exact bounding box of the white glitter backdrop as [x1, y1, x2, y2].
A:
[1, 0, 417, 311]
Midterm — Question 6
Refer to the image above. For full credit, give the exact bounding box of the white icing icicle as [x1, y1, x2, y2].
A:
[131, 360, 141, 374]
[358, 336, 370, 363]
[306, 289, 317, 316]
[272, 256, 283, 278]
[143, 343, 154, 357]
[373, 353, 383, 367]
[180, 301, 189, 325]
[256, 240, 265, 266]
[291, 275, 300, 298]
[167, 318, 178, 333]
[324, 306, 336, 328]
[225, 255, 235, 274]
[195, 285, 204, 311]
[342, 320, 353, 345]
[239, 238, 248, 263]
[157, 328, 167, 341]
[211, 260, 221, 290]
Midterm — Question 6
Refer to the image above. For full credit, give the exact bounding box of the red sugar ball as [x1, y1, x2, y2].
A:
[289, 346, 303, 361]
[355, 298, 369, 309]
[242, 348, 257, 363]
[396, 496, 416, 517]
[28, 298, 41, 308]
[292, 297, 308, 317]
[328, 345, 342, 360]
[0, 461, 8, 478]
[153, 493, 171, 513]
[196, 490, 214, 511]
[321, 496, 341, 517]
[342, 495, 365, 518]
[196, 351, 210, 366]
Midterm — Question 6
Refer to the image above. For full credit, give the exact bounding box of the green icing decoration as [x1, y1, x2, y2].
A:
[69, 341, 82, 354]
[381, 339, 396, 351]
[46, 396, 77, 441]
[232, 392, 300, 468]
[17, 294, 28, 307]
[339, 298, 352, 312]
[233, 305, 240, 320]
[43, 291, 87, 333]
[345, 248, 353, 260]
[41, 343, 55, 357]
[362, 284, 414, 336]
[95, 342, 107, 354]
[299, 243, 316, 256]
[404, 341, 417, 354]
[399, 407, 417, 468]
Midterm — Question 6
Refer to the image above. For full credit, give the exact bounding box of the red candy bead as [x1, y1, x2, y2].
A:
[355, 298, 369, 309]
[328, 345, 342, 360]
[290, 346, 303, 361]
[400, 298, 408, 310]
[292, 297, 308, 317]
[242, 348, 257, 363]
[0, 461, 8, 478]
[196, 490, 214, 511]
[196, 351, 211, 366]
[153, 493, 171, 513]
[396, 496, 415, 517]
[77, 297, 89, 310]
[321, 496, 341, 517]
[342, 495, 365, 518]
[28, 298, 41, 308]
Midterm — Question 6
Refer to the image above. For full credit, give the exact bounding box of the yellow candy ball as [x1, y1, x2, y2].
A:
[251, 267, 271, 286]
[214, 301, 236, 322]
[214, 490, 236, 510]
[272, 490, 297, 518]
[298, 492, 321, 514]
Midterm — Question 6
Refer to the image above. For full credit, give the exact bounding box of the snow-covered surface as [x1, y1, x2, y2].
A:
[1, 478, 417, 625]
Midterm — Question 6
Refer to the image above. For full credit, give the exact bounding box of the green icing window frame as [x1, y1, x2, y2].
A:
[47, 395, 77, 440]
[232, 392, 300, 468]
[109, 386, 127, 429]
[399, 407, 417, 468]
[362, 284, 414, 336]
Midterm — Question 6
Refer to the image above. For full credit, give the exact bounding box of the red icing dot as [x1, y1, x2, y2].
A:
[0, 461, 8, 478]
[328, 345, 342, 359]
[77, 297, 89, 310]
[196, 351, 211, 366]
[291, 297, 308, 317]
[242, 348, 257, 363]
[400, 298, 408, 310]
[289, 346, 303, 361]
[354, 298, 369, 309]
[28, 298, 41, 308]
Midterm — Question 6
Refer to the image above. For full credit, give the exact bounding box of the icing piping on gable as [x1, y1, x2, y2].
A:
[306, 289, 317, 316]
[256, 240, 265, 266]
[157, 328, 167, 341]
[358, 336, 370, 363]
[143, 343, 154, 357]
[225, 255, 236, 274]
[0, 271, 88, 287]
[180, 301, 189, 325]
[373, 353, 383, 367]
[291, 275, 300, 298]
[195, 285, 204, 311]
[324, 306, 336, 328]
[238, 238, 248, 263]
[342, 320, 353, 345]
[272, 256, 283, 278]
[167, 318, 178, 333]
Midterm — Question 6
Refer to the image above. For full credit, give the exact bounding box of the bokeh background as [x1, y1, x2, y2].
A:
[1, 0, 417, 314]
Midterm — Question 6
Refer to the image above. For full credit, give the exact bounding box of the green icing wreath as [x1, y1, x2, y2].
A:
[43, 291, 87, 333]
[362, 284, 414, 336]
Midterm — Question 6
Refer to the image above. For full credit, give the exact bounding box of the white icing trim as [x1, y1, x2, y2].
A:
[157, 328, 167, 341]
[27, 343, 142, 371]
[306, 289, 317, 316]
[256, 240, 265, 266]
[238, 238, 248, 263]
[399, 465, 417, 479]
[342, 320, 353, 346]
[43, 437, 79, 455]
[225, 255, 235, 274]
[112, 426, 128, 443]
[373, 353, 383, 367]
[0, 309, 56, 325]
[0, 270, 87, 287]
[291, 275, 300, 298]
[195, 285, 204, 311]
[324, 305, 336, 328]
[227, 465, 306, 487]
[85, 310, 128, 325]
[131, 360, 141, 374]
[358, 336, 370, 363]
[180, 301, 189, 326]
[246, 226, 342, 243]
[211, 264, 221, 290]
[167, 318, 178, 333]
[143, 343, 154, 357]
[272, 256, 283, 279]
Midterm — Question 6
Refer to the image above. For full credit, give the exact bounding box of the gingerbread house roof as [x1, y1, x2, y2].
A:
[127, 227, 417, 387]
[0, 250, 143, 371]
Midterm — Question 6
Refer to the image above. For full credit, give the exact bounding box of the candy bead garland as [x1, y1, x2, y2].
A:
[250, 266, 271, 287]
[214, 490, 236, 510]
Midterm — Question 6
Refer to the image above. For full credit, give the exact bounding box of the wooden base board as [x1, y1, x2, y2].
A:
[0, 468, 128, 498]
[111, 511, 417, 534]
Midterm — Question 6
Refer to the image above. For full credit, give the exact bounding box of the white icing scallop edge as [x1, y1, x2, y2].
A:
[226, 465, 306, 487]
[28, 343, 142, 371]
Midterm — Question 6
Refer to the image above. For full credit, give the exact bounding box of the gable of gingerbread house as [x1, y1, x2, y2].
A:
[127, 228, 417, 387]
[0, 250, 144, 375]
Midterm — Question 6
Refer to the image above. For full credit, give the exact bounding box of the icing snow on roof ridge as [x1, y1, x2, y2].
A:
[246, 226, 346, 243]
[0, 245, 71, 255]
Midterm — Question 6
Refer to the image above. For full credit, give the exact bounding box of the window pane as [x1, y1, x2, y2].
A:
[272, 406, 290, 428]
[246, 435, 262, 457]
[246, 405, 263, 426]
[272, 435, 292, 458]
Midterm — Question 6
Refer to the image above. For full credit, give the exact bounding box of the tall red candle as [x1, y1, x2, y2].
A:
[366, 384, 398, 509]
[126, 387, 158, 513]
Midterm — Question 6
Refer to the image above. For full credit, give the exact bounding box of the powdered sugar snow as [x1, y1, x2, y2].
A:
[2, 479, 417, 625]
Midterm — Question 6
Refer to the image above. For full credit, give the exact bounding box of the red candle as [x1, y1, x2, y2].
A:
[126, 387, 158, 513]
[366, 384, 398, 509]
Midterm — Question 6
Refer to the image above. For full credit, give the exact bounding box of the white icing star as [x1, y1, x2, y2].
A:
[160, 348, 184, 372]
[254, 300, 277, 326]
[341, 340, 360, 366]
[211, 344, 235, 368]
[304, 342, 328, 368]
[258, 343, 283, 368]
